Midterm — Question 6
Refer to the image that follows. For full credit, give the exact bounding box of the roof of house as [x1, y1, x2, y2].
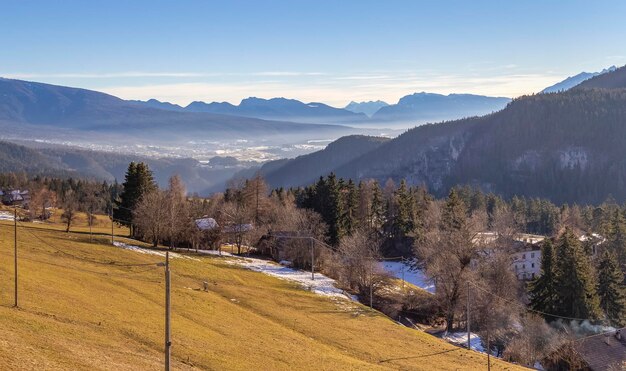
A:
[3, 191, 24, 201]
[195, 217, 219, 231]
[577, 328, 626, 371]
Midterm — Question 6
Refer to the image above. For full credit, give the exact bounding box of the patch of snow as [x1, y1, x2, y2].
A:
[379, 260, 435, 293]
[230, 257, 355, 300]
[579, 232, 606, 244]
[559, 147, 588, 170]
[442, 331, 485, 353]
[112, 241, 199, 261]
[0, 211, 15, 221]
[196, 249, 235, 257]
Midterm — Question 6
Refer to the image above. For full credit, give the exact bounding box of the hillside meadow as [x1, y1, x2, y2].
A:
[0, 214, 525, 370]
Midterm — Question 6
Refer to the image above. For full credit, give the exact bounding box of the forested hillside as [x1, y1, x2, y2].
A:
[0, 141, 246, 194]
[260, 135, 391, 188]
[265, 66, 626, 204]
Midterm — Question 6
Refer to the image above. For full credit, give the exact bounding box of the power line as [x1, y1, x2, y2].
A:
[466, 280, 601, 323]
[15, 220, 160, 268]
[0, 250, 161, 282]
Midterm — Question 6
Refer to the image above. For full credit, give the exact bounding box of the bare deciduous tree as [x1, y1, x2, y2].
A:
[503, 314, 562, 367]
[61, 191, 79, 233]
[165, 175, 189, 249]
[133, 190, 168, 247]
[336, 228, 388, 301]
[415, 194, 488, 332]
[29, 187, 57, 220]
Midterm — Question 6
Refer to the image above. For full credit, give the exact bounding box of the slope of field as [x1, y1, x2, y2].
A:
[0, 216, 524, 370]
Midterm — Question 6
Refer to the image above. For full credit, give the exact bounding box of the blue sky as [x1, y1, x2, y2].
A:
[2, 0, 626, 106]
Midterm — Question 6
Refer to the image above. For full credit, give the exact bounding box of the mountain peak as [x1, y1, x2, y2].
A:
[575, 64, 626, 90]
[541, 65, 620, 93]
[343, 100, 389, 117]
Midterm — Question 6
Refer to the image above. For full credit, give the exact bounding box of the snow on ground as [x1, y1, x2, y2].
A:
[235, 257, 356, 301]
[187, 249, 356, 301]
[442, 331, 485, 352]
[200, 249, 355, 301]
[379, 260, 435, 293]
[0, 211, 15, 221]
[112, 241, 199, 260]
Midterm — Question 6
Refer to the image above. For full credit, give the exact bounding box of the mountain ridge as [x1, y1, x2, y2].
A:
[541, 65, 617, 93]
[263, 65, 626, 204]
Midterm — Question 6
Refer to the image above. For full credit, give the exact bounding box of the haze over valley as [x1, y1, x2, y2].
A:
[3, 2, 626, 370]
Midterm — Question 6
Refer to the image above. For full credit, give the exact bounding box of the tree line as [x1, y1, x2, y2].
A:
[4, 165, 624, 369]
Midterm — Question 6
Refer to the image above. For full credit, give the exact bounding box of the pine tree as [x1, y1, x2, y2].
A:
[342, 179, 359, 235]
[370, 181, 385, 230]
[326, 173, 344, 245]
[394, 180, 414, 236]
[114, 162, 156, 237]
[441, 188, 467, 233]
[607, 209, 626, 269]
[528, 239, 558, 318]
[553, 228, 600, 319]
[596, 251, 626, 326]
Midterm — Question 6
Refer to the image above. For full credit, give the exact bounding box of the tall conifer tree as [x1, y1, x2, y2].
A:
[597, 251, 626, 326]
[115, 162, 156, 236]
[528, 239, 558, 318]
[553, 228, 600, 319]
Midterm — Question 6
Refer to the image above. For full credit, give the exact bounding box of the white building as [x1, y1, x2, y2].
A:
[512, 247, 542, 280]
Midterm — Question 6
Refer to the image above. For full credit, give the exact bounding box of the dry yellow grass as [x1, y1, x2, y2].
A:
[0, 216, 527, 370]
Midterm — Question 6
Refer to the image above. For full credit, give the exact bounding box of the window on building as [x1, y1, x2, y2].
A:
[531, 263, 535, 268]
[522, 264, 526, 269]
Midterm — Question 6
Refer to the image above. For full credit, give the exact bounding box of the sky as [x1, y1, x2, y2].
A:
[2, 0, 626, 107]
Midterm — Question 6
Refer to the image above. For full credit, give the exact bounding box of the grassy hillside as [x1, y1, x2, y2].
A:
[0, 215, 524, 370]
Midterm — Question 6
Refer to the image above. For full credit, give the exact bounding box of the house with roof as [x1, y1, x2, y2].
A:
[1, 189, 30, 207]
[575, 328, 625, 370]
[256, 231, 312, 261]
[472, 232, 546, 281]
[193, 216, 221, 250]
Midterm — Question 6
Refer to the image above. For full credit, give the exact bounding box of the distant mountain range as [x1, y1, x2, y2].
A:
[0, 78, 360, 142]
[183, 97, 369, 125]
[371, 93, 511, 125]
[133, 93, 513, 127]
[262, 65, 626, 204]
[344, 101, 389, 117]
[541, 66, 617, 93]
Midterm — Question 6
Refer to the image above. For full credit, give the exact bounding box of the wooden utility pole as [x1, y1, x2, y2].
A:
[466, 281, 470, 349]
[310, 238, 315, 281]
[14, 207, 18, 308]
[369, 259, 374, 309]
[110, 209, 114, 245]
[486, 327, 491, 371]
[165, 252, 171, 371]
[401, 257, 405, 292]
